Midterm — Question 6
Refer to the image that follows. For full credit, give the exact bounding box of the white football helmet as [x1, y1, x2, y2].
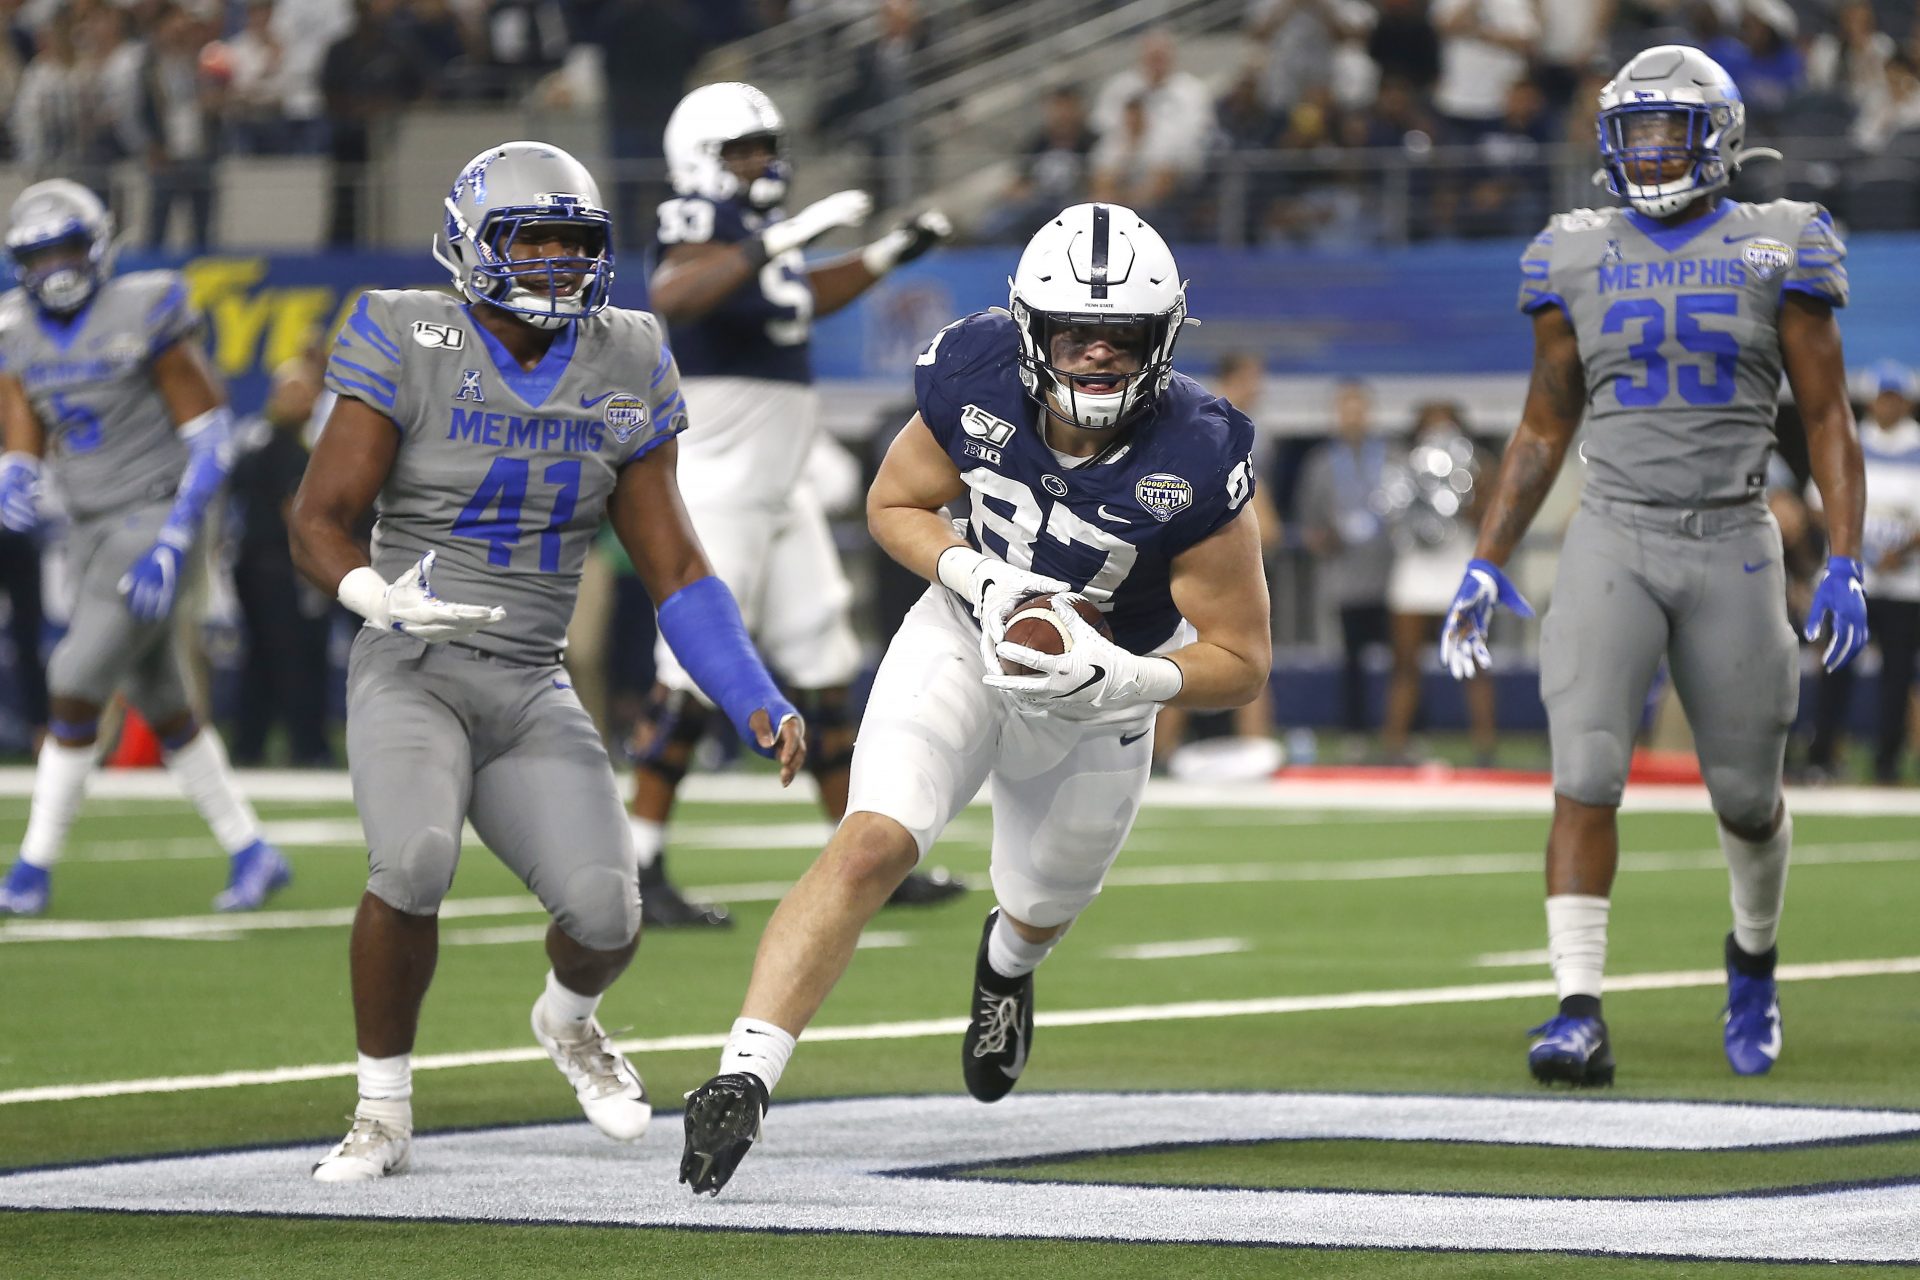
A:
[5, 179, 114, 315]
[1008, 203, 1187, 430]
[431, 140, 613, 331]
[663, 82, 789, 210]
[1596, 45, 1778, 218]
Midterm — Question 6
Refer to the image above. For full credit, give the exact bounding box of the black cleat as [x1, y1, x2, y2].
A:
[640, 856, 731, 929]
[680, 1072, 768, 1196]
[886, 866, 966, 908]
[962, 909, 1034, 1103]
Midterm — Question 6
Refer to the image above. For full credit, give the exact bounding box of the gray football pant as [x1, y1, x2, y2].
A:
[346, 627, 639, 950]
[46, 502, 193, 722]
[1540, 496, 1798, 829]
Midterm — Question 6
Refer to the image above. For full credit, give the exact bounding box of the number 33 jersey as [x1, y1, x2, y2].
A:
[323, 290, 688, 663]
[914, 309, 1258, 655]
[1518, 199, 1848, 508]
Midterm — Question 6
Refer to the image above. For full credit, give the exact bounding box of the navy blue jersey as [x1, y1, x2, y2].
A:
[652, 194, 811, 384]
[915, 310, 1257, 654]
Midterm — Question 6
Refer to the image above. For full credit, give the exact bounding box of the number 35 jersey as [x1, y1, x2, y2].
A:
[0, 271, 197, 522]
[323, 290, 687, 664]
[915, 310, 1257, 655]
[1519, 199, 1847, 508]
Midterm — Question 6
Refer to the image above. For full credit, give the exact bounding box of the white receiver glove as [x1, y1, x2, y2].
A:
[761, 189, 873, 258]
[984, 593, 1183, 713]
[936, 545, 1069, 670]
[338, 550, 506, 644]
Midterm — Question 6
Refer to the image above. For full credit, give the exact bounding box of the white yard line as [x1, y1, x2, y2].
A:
[5, 955, 1916, 1107]
[1102, 938, 1250, 961]
[1475, 948, 1555, 968]
[6, 842, 1913, 945]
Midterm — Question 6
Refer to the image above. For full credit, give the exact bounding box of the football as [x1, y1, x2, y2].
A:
[1000, 593, 1114, 675]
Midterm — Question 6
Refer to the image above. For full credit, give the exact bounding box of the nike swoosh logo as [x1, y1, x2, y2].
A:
[552, 679, 572, 690]
[1119, 729, 1149, 747]
[1759, 1018, 1782, 1059]
[579, 390, 619, 408]
[1743, 560, 1770, 573]
[1722, 233, 1761, 244]
[1001, 1022, 1029, 1079]
[1096, 505, 1133, 525]
[1060, 665, 1105, 699]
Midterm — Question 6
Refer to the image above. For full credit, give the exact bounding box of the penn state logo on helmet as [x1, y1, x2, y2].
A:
[432, 140, 614, 331]
[1594, 45, 1781, 218]
[601, 392, 650, 443]
[4, 179, 115, 316]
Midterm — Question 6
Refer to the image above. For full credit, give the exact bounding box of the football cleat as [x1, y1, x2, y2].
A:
[532, 997, 652, 1140]
[312, 1110, 412, 1182]
[1527, 1013, 1615, 1087]
[886, 866, 967, 908]
[0, 859, 49, 916]
[962, 909, 1034, 1103]
[1724, 943, 1783, 1077]
[640, 856, 731, 929]
[213, 839, 292, 912]
[680, 1071, 768, 1196]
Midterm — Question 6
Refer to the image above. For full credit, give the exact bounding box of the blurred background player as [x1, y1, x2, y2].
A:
[0, 179, 289, 917]
[1443, 47, 1866, 1086]
[291, 141, 804, 1182]
[633, 81, 956, 926]
[680, 204, 1272, 1197]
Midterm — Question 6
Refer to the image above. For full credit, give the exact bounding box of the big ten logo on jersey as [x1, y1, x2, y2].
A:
[960, 404, 1017, 465]
[412, 320, 465, 350]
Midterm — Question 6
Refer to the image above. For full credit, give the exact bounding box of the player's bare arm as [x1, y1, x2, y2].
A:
[0, 371, 46, 456]
[648, 242, 760, 326]
[1474, 305, 1587, 565]
[288, 396, 398, 593]
[610, 438, 806, 785]
[0, 372, 46, 535]
[865, 412, 970, 581]
[1781, 292, 1864, 560]
[1164, 505, 1272, 708]
[149, 338, 225, 425]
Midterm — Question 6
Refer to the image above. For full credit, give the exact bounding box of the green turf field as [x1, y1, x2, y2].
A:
[2, 774, 1916, 1276]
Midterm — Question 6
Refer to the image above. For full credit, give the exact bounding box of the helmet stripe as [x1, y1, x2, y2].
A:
[1089, 204, 1110, 300]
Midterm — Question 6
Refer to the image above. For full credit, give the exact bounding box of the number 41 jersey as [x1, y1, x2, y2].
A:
[323, 290, 687, 663]
[915, 309, 1257, 655]
[1519, 199, 1847, 507]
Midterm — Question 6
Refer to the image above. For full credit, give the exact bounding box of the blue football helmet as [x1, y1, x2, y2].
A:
[4, 179, 114, 316]
[1595, 45, 1779, 218]
[433, 140, 613, 330]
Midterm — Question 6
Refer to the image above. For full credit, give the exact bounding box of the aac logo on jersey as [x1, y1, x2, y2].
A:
[601, 392, 650, 443]
[1742, 238, 1792, 280]
[1135, 472, 1193, 522]
[412, 321, 466, 350]
[455, 369, 485, 402]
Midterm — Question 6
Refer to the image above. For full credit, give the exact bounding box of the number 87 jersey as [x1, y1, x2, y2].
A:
[915, 309, 1258, 656]
[1519, 198, 1847, 508]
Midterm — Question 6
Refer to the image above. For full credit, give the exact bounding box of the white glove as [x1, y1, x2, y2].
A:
[338, 551, 506, 644]
[983, 592, 1183, 713]
[761, 190, 873, 258]
[936, 545, 1069, 667]
[861, 209, 954, 275]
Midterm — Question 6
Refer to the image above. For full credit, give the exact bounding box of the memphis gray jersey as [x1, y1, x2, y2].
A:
[323, 290, 687, 664]
[1519, 200, 1847, 507]
[0, 271, 197, 521]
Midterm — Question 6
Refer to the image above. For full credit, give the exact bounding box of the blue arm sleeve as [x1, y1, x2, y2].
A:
[656, 575, 797, 756]
[160, 406, 235, 545]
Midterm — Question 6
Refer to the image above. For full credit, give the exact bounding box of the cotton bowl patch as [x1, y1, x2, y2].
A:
[603, 393, 649, 442]
[1136, 473, 1193, 522]
[1742, 238, 1792, 280]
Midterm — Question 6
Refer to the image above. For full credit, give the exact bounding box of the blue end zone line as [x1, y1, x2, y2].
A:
[4, 955, 1918, 1107]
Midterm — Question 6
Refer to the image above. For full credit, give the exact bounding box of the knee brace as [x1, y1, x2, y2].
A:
[1552, 728, 1632, 809]
[368, 825, 460, 916]
[630, 687, 711, 786]
[792, 686, 856, 779]
[552, 862, 642, 952]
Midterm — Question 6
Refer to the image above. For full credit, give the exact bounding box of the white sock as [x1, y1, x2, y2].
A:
[1721, 812, 1791, 957]
[19, 740, 100, 868]
[718, 1016, 796, 1097]
[164, 729, 264, 855]
[539, 969, 602, 1035]
[356, 1052, 412, 1126]
[1545, 895, 1610, 1001]
[629, 816, 664, 871]
[986, 910, 1058, 982]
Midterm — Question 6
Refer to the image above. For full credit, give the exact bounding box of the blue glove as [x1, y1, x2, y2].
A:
[1440, 558, 1535, 680]
[1804, 555, 1868, 672]
[118, 528, 189, 621]
[0, 454, 39, 534]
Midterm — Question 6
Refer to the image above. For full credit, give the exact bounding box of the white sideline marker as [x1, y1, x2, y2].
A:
[1103, 938, 1250, 961]
[5, 955, 1917, 1108]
